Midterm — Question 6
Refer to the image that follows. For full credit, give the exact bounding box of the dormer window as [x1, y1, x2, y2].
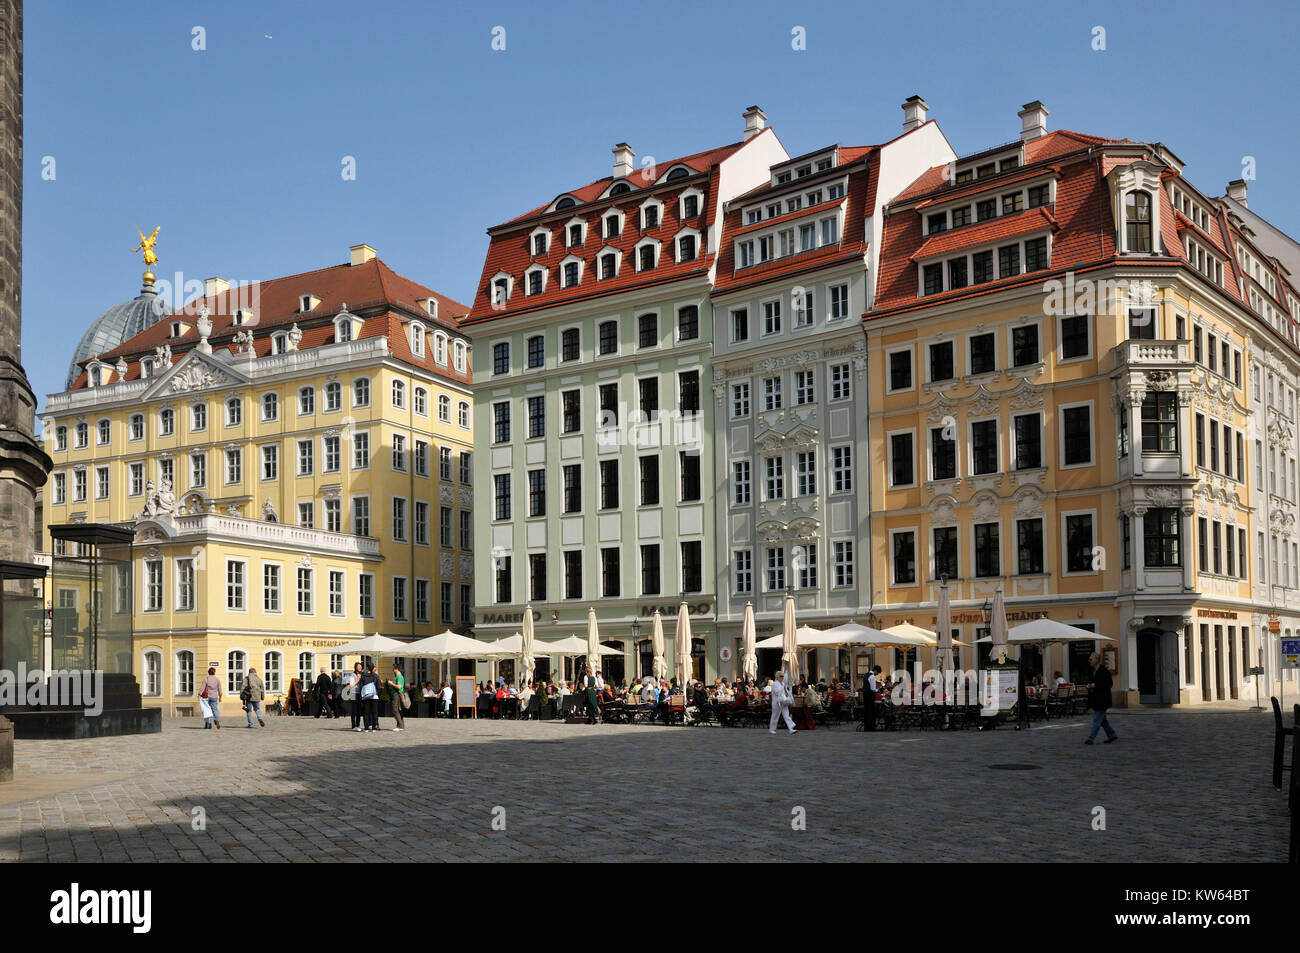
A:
[560, 255, 584, 289]
[1125, 190, 1153, 253]
[609, 182, 631, 196]
[533, 233, 548, 256]
[680, 190, 702, 219]
[567, 223, 584, 247]
[491, 274, 513, 306]
[666, 166, 691, 181]
[525, 264, 547, 296]
[299, 294, 321, 313]
[272, 332, 290, 355]
[232, 307, 253, 326]
[636, 240, 659, 272]
[453, 341, 467, 373]
[433, 332, 448, 365]
[170, 321, 183, 338]
[677, 232, 698, 263]
[555, 196, 577, 211]
[640, 198, 663, 230]
[600, 252, 618, 280]
[422, 297, 438, 318]
[605, 214, 622, 239]
[409, 321, 425, 358]
[336, 318, 353, 343]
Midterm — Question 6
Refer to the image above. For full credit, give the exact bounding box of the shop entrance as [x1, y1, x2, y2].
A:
[1137, 629, 1162, 703]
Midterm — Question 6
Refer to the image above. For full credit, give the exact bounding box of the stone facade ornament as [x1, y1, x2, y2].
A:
[1007, 377, 1043, 409]
[153, 343, 172, 368]
[460, 555, 473, 579]
[115, 356, 129, 381]
[232, 329, 255, 354]
[969, 386, 999, 417]
[167, 358, 231, 394]
[288, 323, 303, 350]
[262, 498, 278, 521]
[1143, 485, 1181, 508]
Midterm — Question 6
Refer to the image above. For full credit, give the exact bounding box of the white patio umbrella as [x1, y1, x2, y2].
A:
[781, 591, 800, 685]
[675, 600, 693, 689]
[534, 635, 622, 656]
[741, 602, 758, 682]
[404, 630, 510, 658]
[934, 586, 954, 673]
[327, 633, 409, 657]
[755, 625, 832, 649]
[521, 604, 537, 686]
[988, 588, 1010, 663]
[974, 618, 1116, 645]
[652, 610, 667, 680]
[585, 607, 601, 679]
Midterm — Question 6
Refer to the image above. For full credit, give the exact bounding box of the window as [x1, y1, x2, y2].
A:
[933, 527, 958, 580]
[734, 550, 753, 594]
[359, 573, 374, 618]
[795, 451, 816, 497]
[159, 408, 174, 436]
[974, 523, 1000, 577]
[793, 287, 813, 327]
[1028, 184, 1049, 208]
[1065, 514, 1095, 573]
[678, 235, 697, 262]
[190, 453, 206, 488]
[299, 438, 315, 476]
[598, 321, 618, 355]
[1060, 315, 1089, 359]
[1141, 393, 1178, 452]
[763, 376, 782, 411]
[351, 496, 370, 536]
[561, 328, 580, 361]
[226, 560, 246, 610]
[1017, 518, 1044, 574]
[391, 380, 406, 409]
[298, 386, 316, 416]
[460, 511, 472, 550]
[144, 559, 163, 612]
[493, 343, 510, 376]
[831, 446, 852, 492]
[493, 474, 512, 520]
[639, 377, 659, 419]
[1024, 237, 1048, 271]
[564, 551, 583, 600]
[678, 305, 699, 341]
[225, 448, 242, 484]
[764, 299, 782, 335]
[998, 244, 1021, 279]
[392, 577, 407, 621]
[392, 497, 407, 541]
[1013, 413, 1041, 469]
[1061, 406, 1093, 465]
[639, 245, 655, 271]
[1125, 190, 1152, 252]
[732, 382, 750, 418]
[524, 335, 545, 369]
[598, 383, 618, 427]
[765, 456, 785, 500]
[459, 451, 472, 485]
[765, 547, 786, 591]
[352, 377, 370, 407]
[1145, 508, 1181, 567]
[52, 471, 66, 504]
[1011, 324, 1039, 367]
[969, 333, 995, 375]
[296, 567, 314, 614]
[493, 402, 511, 443]
[732, 308, 749, 342]
[95, 466, 109, 500]
[638, 313, 657, 348]
[889, 350, 912, 391]
[830, 363, 850, 401]
[833, 541, 855, 587]
[1128, 309, 1155, 340]
[971, 420, 998, 474]
[563, 465, 582, 513]
[733, 461, 751, 505]
[129, 414, 144, 441]
[226, 651, 247, 695]
[352, 431, 370, 470]
[929, 341, 954, 382]
[639, 455, 660, 506]
[176, 650, 195, 696]
[682, 541, 703, 593]
[599, 460, 619, 510]
[527, 396, 545, 439]
[325, 498, 341, 534]
[795, 370, 815, 405]
[680, 451, 701, 501]
[890, 433, 914, 487]
[528, 469, 546, 517]
[562, 390, 581, 433]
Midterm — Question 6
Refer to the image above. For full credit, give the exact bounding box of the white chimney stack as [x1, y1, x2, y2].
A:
[1018, 100, 1049, 142]
[901, 95, 929, 133]
[204, 276, 229, 299]
[743, 105, 767, 141]
[350, 243, 377, 266]
[1226, 179, 1248, 208]
[612, 143, 635, 179]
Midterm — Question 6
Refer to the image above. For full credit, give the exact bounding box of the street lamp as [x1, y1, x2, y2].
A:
[631, 617, 641, 678]
[981, 598, 993, 626]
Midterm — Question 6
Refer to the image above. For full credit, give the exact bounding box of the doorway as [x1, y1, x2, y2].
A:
[1199, 625, 1210, 701]
[601, 641, 625, 685]
[1136, 629, 1162, 703]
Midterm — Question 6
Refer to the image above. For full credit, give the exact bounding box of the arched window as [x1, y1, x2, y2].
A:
[453, 341, 467, 373]
[458, 401, 470, 428]
[336, 319, 353, 343]
[298, 652, 315, 689]
[438, 394, 451, 422]
[226, 650, 247, 695]
[392, 379, 406, 409]
[1125, 190, 1152, 253]
[55, 425, 67, 450]
[176, 650, 195, 696]
[433, 334, 447, 365]
[264, 651, 283, 694]
[353, 377, 370, 407]
[414, 387, 428, 416]
[142, 650, 162, 697]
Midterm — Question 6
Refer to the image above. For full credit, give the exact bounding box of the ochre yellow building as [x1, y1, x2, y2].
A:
[41, 244, 475, 715]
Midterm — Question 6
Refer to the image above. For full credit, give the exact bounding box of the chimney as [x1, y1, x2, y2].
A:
[743, 106, 767, 141]
[204, 276, 229, 299]
[612, 143, 635, 179]
[901, 95, 929, 133]
[350, 243, 377, 267]
[1226, 179, 1248, 208]
[1018, 100, 1049, 142]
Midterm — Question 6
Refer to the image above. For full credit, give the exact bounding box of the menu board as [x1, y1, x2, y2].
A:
[981, 667, 1019, 718]
[455, 675, 476, 717]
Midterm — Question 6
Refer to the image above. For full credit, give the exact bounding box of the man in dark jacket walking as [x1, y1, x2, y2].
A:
[314, 669, 335, 718]
[1084, 652, 1118, 744]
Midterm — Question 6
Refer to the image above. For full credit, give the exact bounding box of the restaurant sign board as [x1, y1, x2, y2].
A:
[980, 658, 1020, 723]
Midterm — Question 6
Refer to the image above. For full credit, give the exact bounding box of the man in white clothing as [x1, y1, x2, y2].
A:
[769, 671, 797, 734]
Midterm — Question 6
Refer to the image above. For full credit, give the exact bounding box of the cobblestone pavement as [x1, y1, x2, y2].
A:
[0, 708, 1289, 862]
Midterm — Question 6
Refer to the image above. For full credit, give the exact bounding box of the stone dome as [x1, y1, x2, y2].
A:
[66, 281, 167, 387]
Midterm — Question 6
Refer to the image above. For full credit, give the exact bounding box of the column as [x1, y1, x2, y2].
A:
[1131, 505, 1147, 580]
[1180, 505, 1196, 591]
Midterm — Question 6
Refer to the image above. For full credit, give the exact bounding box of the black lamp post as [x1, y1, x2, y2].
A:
[631, 617, 641, 678]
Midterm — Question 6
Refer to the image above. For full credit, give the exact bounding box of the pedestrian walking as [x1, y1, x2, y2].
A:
[769, 671, 797, 734]
[1084, 652, 1118, 745]
[331, 670, 345, 717]
[348, 661, 364, 731]
[199, 666, 222, 729]
[314, 668, 335, 718]
[387, 663, 407, 732]
[359, 663, 381, 732]
[241, 666, 266, 728]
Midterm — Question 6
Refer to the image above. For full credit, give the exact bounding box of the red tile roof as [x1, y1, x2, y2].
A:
[466, 139, 761, 325]
[911, 207, 1058, 261]
[66, 258, 471, 391]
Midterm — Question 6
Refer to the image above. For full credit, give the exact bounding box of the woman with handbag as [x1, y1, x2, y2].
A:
[199, 666, 223, 729]
[386, 663, 407, 732]
[348, 661, 364, 732]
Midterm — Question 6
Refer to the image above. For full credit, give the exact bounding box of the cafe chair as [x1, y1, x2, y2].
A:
[1273, 697, 1296, 797]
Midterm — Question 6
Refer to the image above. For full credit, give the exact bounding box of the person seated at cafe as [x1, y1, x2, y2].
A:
[439, 681, 452, 716]
[798, 682, 822, 730]
[1052, 670, 1067, 691]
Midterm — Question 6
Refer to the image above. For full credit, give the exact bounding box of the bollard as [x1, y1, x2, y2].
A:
[0, 715, 13, 782]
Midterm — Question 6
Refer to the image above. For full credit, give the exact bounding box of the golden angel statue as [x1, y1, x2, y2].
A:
[133, 226, 161, 268]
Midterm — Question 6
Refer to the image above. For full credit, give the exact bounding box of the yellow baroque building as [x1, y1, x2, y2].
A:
[40, 244, 475, 715]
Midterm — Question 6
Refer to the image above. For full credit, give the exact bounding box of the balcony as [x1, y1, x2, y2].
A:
[168, 513, 381, 558]
[1113, 339, 1190, 370]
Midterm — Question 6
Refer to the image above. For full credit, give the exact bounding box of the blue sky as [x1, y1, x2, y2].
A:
[21, 0, 1300, 409]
